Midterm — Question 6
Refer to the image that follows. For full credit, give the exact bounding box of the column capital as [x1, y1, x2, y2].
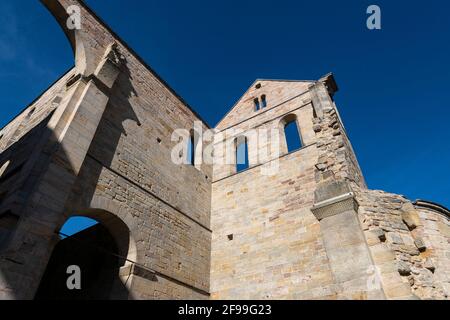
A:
[311, 180, 359, 221]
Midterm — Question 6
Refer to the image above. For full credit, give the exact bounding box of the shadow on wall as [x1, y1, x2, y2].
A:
[0, 58, 143, 299]
[35, 223, 129, 300]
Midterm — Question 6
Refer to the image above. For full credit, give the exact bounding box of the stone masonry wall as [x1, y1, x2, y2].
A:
[213, 80, 315, 181]
[414, 205, 450, 297]
[216, 81, 311, 131]
[1, 0, 211, 299]
[211, 80, 340, 299]
[66, 157, 210, 299]
[1, 0, 448, 300]
[312, 105, 365, 188]
[56, 0, 212, 299]
[211, 149, 338, 299]
[0, 69, 75, 153]
[355, 189, 449, 299]
[310, 85, 450, 299]
[72, 0, 213, 224]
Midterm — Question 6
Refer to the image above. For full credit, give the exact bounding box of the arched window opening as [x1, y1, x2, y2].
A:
[254, 98, 260, 112]
[236, 136, 249, 173]
[282, 115, 303, 153]
[35, 213, 132, 300]
[187, 130, 198, 166]
[261, 95, 267, 109]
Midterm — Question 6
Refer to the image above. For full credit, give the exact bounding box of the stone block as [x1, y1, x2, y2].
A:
[414, 238, 427, 252]
[401, 209, 420, 230]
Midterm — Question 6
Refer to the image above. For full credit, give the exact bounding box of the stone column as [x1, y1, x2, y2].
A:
[311, 180, 386, 299]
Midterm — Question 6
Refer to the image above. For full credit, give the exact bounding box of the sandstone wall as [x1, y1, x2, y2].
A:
[0, 70, 75, 154]
[66, 157, 210, 299]
[414, 203, 450, 297]
[70, 1, 212, 298]
[309, 83, 449, 299]
[355, 190, 449, 299]
[213, 80, 315, 181]
[0, 0, 211, 300]
[1, 0, 448, 301]
[216, 80, 312, 131]
[211, 149, 339, 299]
[211, 80, 340, 299]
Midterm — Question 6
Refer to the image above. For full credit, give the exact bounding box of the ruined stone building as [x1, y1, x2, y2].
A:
[0, 0, 449, 300]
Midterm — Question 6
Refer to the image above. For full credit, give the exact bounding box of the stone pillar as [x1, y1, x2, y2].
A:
[0, 44, 123, 299]
[311, 180, 385, 299]
[309, 73, 337, 119]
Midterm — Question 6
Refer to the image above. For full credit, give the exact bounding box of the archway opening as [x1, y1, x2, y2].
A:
[35, 213, 132, 300]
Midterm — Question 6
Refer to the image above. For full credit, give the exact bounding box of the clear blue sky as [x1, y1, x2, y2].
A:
[1, 0, 449, 211]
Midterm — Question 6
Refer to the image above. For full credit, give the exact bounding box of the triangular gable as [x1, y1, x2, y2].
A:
[215, 79, 314, 130]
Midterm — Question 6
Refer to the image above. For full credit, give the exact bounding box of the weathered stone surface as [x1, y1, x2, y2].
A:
[0, 0, 211, 300]
[414, 238, 427, 252]
[0, 0, 448, 301]
[397, 261, 412, 276]
[401, 206, 421, 230]
[372, 228, 386, 242]
[423, 259, 436, 273]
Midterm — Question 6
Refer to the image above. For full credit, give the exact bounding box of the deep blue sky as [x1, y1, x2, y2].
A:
[60, 216, 97, 237]
[1, 0, 449, 209]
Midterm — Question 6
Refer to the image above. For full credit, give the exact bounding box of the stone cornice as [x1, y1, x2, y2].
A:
[311, 191, 358, 221]
[414, 200, 450, 219]
[311, 180, 359, 221]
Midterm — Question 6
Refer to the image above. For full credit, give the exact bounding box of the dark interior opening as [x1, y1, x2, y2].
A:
[35, 223, 128, 300]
